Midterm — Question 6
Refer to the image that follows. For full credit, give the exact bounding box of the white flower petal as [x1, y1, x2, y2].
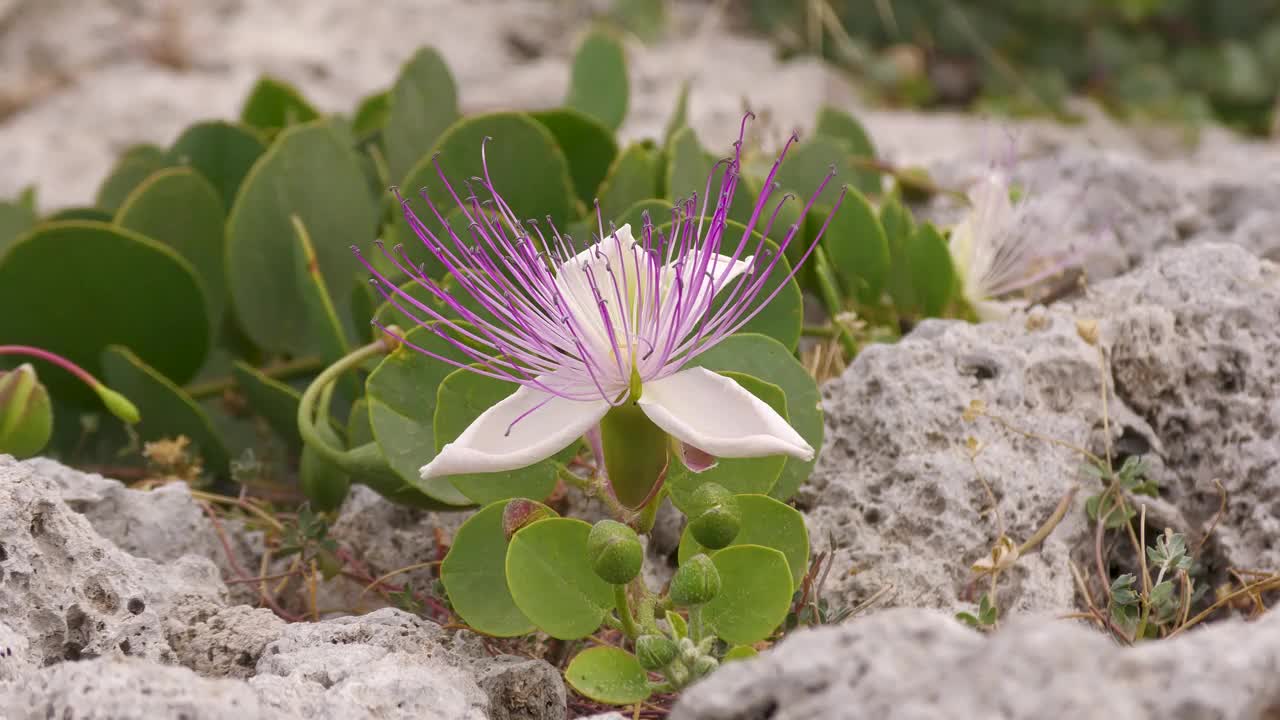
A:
[637, 367, 813, 460]
[554, 224, 646, 370]
[420, 382, 610, 480]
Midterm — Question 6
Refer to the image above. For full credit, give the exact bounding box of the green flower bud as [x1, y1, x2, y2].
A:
[692, 655, 719, 678]
[0, 364, 53, 459]
[686, 483, 741, 550]
[680, 638, 700, 666]
[635, 634, 678, 671]
[502, 499, 556, 540]
[666, 661, 690, 688]
[669, 554, 721, 607]
[587, 519, 643, 585]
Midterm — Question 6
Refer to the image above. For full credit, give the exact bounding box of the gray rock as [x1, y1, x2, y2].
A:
[808, 243, 1278, 619]
[0, 621, 32, 683]
[171, 605, 286, 679]
[672, 608, 1280, 720]
[0, 456, 227, 667]
[472, 655, 567, 720]
[2, 655, 292, 720]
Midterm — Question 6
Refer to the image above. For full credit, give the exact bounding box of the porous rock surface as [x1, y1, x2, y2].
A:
[672, 607, 1280, 720]
[0, 457, 564, 720]
[808, 242, 1278, 619]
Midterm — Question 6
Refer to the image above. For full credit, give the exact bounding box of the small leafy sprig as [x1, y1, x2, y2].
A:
[1083, 456, 1157, 529]
[277, 504, 342, 580]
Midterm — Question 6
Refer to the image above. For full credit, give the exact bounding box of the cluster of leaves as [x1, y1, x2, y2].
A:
[748, 0, 1280, 135]
[0, 24, 962, 504]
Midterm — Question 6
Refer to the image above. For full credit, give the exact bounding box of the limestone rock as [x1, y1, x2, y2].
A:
[672, 608, 1280, 720]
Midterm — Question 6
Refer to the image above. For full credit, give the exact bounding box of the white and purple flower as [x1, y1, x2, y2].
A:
[354, 116, 842, 504]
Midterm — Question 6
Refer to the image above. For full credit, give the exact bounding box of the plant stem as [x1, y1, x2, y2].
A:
[801, 324, 839, 338]
[614, 584, 639, 640]
[297, 341, 387, 469]
[0, 345, 102, 388]
[688, 605, 704, 643]
[185, 356, 324, 400]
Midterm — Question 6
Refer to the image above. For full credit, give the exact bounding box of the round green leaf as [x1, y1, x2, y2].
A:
[441, 500, 545, 637]
[0, 201, 35, 254]
[679, 494, 809, 590]
[688, 333, 822, 501]
[352, 91, 391, 139]
[96, 144, 168, 212]
[566, 647, 652, 705]
[167, 121, 266, 211]
[565, 28, 629, 130]
[666, 373, 788, 512]
[723, 645, 759, 662]
[290, 217, 352, 363]
[101, 345, 230, 477]
[771, 136, 849, 212]
[239, 76, 319, 132]
[231, 361, 302, 452]
[814, 106, 880, 194]
[46, 207, 114, 223]
[226, 121, 379, 354]
[596, 143, 659, 225]
[383, 47, 460, 185]
[702, 544, 793, 645]
[820, 188, 889, 306]
[365, 325, 476, 507]
[530, 109, 618, 209]
[0, 222, 209, 406]
[115, 167, 228, 330]
[665, 126, 711, 203]
[433, 368, 559, 506]
[907, 223, 956, 318]
[401, 112, 574, 225]
[346, 396, 373, 447]
[505, 517, 615, 639]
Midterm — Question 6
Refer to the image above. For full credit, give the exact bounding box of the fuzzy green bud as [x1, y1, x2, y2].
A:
[502, 499, 556, 540]
[635, 634, 678, 671]
[0, 364, 53, 459]
[692, 655, 719, 678]
[587, 519, 643, 585]
[686, 483, 741, 550]
[669, 554, 721, 607]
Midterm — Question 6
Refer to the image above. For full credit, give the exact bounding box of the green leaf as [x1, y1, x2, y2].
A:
[398, 112, 575, 240]
[687, 333, 822, 501]
[365, 325, 476, 507]
[101, 346, 230, 477]
[166, 121, 267, 211]
[441, 500, 544, 636]
[530, 109, 619, 209]
[702, 544, 794, 645]
[115, 168, 228, 331]
[46, 207, 114, 223]
[505, 517, 615, 639]
[565, 28, 629, 130]
[0, 201, 36, 254]
[433, 368, 560, 505]
[0, 222, 209, 407]
[613, 198, 673, 233]
[352, 91, 391, 139]
[226, 121, 379, 354]
[814, 106, 880, 193]
[231, 361, 302, 452]
[905, 223, 955, 318]
[0, 365, 53, 458]
[879, 193, 916, 248]
[96, 145, 168, 212]
[664, 127, 711, 203]
[290, 216, 352, 362]
[565, 647, 652, 705]
[383, 47, 460, 184]
[722, 645, 759, 662]
[679, 494, 809, 590]
[346, 396, 373, 447]
[240, 76, 319, 133]
[662, 79, 691, 148]
[667, 374, 788, 511]
[299, 415, 351, 512]
[771, 136, 847, 213]
[820, 189, 889, 306]
[596, 143, 660, 226]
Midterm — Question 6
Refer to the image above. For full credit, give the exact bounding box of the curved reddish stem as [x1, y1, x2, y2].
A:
[0, 345, 102, 389]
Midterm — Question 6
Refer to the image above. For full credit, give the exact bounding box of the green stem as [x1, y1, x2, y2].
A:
[801, 324, 839, 338]
[187, 356, 324, 399]
[297, 341, 388, 471]
[555, 463, 591, 491]
[812, 247, 858, 357]
[615, 585, 639, 640]
[688, 605, 704, 643]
